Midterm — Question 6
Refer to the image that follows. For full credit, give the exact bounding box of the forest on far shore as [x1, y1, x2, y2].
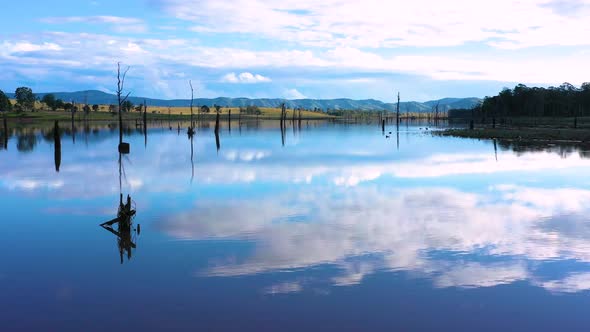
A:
[451, 82, 590, 118]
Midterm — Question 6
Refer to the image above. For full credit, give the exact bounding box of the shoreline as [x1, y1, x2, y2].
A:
[436, 127, 590, 144]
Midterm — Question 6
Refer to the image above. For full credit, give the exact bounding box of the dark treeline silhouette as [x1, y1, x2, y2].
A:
[466, 83, 590, 118]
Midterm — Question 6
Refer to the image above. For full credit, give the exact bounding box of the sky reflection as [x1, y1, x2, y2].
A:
[2, 122, 590, 297]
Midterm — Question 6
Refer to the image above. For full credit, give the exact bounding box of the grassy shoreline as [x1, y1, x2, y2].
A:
[437, 126, 590, 143]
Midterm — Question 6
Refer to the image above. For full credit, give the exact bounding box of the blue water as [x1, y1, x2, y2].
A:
[2, 120, 590, 331]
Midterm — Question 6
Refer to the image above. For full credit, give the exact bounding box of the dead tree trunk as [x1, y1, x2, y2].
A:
[280, 103, 286, 129]
[189, 80, 194, 129]
[116, 62, 130, 146]
[143, 100, 147, 147]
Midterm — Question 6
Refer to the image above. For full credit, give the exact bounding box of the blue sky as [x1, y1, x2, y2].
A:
[1, 0, 590, 101]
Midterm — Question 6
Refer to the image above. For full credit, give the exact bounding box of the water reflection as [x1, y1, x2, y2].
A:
[16, 131, 37, 152]
[215, 129, 220, 153]
[1, 115, 7, 150]
[190, 133, 195, 183]
[160, 184, 590, 293]
[100, 193, 138, 264]
[53, 121, 61, 172]
[99, 149, 140, 264]
[6, 120, 590, 331]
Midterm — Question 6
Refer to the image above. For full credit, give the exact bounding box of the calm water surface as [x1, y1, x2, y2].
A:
[2, 120, 590, 331]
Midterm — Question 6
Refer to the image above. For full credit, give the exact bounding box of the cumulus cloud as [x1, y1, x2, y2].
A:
[2, 0, 590, 97]
[221, 72, 271, 83]
[2, 31, 590, 89]
[158, 0, 590, 49]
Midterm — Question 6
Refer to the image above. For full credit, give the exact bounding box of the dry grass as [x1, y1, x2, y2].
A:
[144, 106, 329, 118]
[9, 99, 330, 119]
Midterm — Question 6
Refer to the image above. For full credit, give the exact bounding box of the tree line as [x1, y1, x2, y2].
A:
[0, 87, 139, 113]
[473, 82, 590, 118]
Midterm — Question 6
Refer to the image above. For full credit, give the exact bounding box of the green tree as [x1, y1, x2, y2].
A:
[83, 105, 91, 115]
[92, 104, 99, 112]
[41, 94, 57, 111]
[122, 100, 134, 112]
[14, 87, 35, 111]
[0, 90, 12, 112]
[55, 99, 65, 110]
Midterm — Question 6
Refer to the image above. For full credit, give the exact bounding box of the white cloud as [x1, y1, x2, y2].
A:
[283, 88, 306, 99]
[158, 0, 590, 49]
[2, 0, 590, 95]
[1, 41, 62, 53]
[3, 31, 590, 88]
[221, 72, 271, 83]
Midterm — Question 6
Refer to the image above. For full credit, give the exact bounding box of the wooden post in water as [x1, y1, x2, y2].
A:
[54, 121, 61, 172]
[214, 105, 220, 134]
[382, 119, 385, 132]
[228, 109, 231, 132]
[280, 103, 286, 130]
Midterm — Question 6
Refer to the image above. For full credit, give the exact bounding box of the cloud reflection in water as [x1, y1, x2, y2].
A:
[160, 185, 590, 293]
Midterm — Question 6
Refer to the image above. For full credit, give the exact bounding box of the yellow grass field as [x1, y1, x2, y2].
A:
[144, 106, 329, 119]
[25, 101, 330, 119]
[7, 99, 333, 120]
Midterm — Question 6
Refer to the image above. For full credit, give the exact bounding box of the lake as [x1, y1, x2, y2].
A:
[2, 119, 590, 331]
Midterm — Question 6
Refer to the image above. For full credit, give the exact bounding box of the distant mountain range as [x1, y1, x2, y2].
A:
[7, 90, 482, 113]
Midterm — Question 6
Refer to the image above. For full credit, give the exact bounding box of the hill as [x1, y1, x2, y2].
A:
[6, 90, 481, 113]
